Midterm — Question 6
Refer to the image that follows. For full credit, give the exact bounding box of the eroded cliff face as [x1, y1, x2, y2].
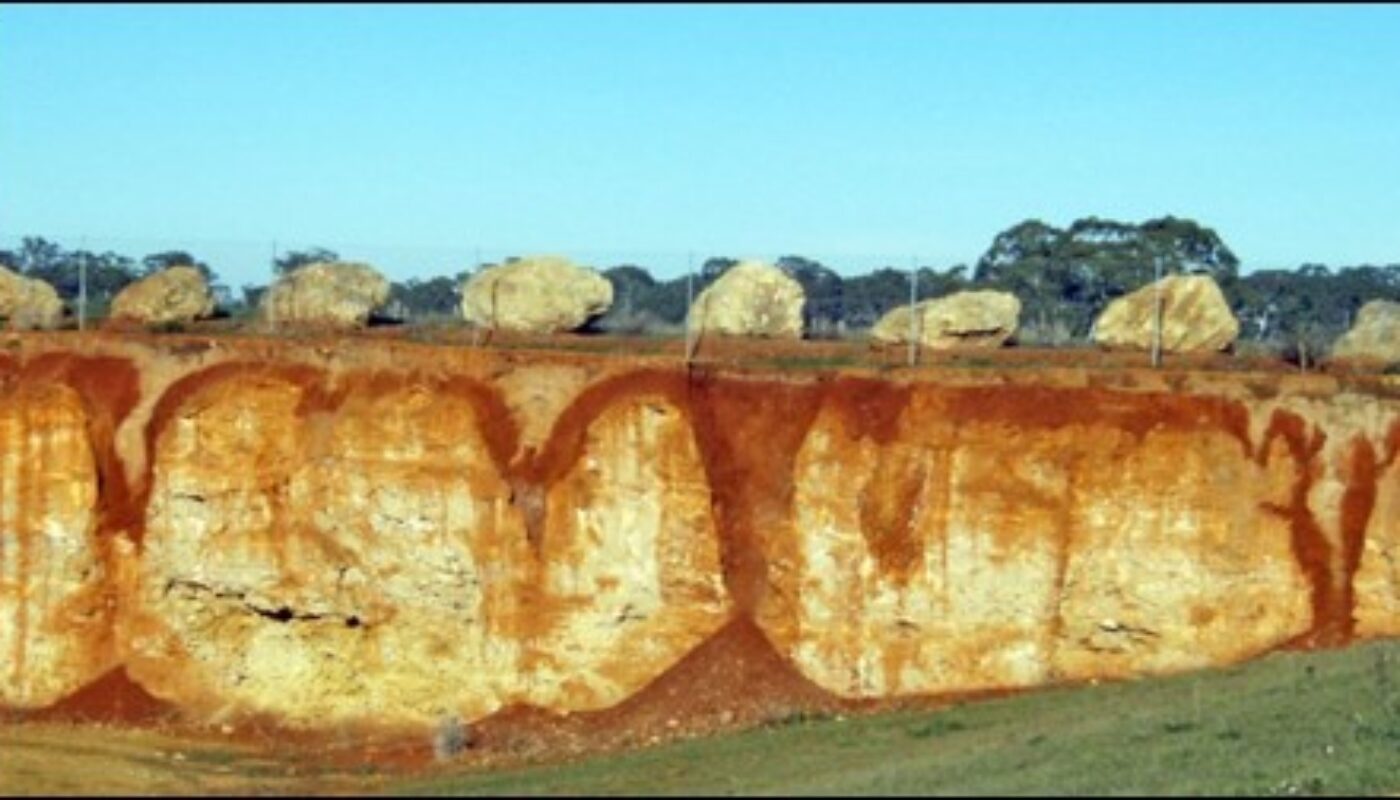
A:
[1354, 424, 1400, 638]
[526, 392, 730, 711]
[0, 333, 1396, 739]
[761, 384, 1310, 698]
[0, 383, 109, 707]
[122, 371, 528, 726]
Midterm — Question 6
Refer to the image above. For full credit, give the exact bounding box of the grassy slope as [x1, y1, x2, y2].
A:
[2, 639, 1397, 796]
[397, 639, 1400, 797]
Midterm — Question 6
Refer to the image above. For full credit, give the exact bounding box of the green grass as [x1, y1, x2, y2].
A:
[392, 639, 1400, 797]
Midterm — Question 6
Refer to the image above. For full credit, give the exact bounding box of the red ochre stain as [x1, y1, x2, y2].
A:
[25, 666, 176, 725]
[1337, 437, 1379, 642]
[0, 354, 141, 699]
[1254, 410, 1339, 648]
[940, 383, 1254, 456]
[6, 346, 1397, 768]
[818, 380, 1257, 586]
[686, 369, 823, 612]
[823, 375, 912, 446]
[1330, 416, 1400, 645]
[857, 445, 928, 584]
[18, 353, 142, 540]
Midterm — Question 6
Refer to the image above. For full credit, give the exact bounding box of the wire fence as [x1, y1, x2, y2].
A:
[0, 231, 960, 288]
[0, 231, 1382, 375]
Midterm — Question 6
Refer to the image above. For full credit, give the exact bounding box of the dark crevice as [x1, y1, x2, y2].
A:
[164, 578, 368, 629]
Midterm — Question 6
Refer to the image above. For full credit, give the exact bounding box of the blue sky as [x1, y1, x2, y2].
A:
[2, 3, 1398, 286]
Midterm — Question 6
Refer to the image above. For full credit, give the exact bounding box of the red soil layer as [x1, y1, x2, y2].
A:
[0, 354, 143, 693]
[686, 369, 825, 611]
[28, 667, 177, 725]
[2, 339, 1397, 773]
[11, 354, 142, 541]
[1256, 411, 1340, 648]
[459, 617, 849, 767]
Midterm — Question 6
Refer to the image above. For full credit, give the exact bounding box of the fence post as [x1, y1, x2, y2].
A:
[1151, 255, 1163, 368]
[77, 237, 88, 331]
[907, 256, 918, 367]
[684, 252, 694, 366]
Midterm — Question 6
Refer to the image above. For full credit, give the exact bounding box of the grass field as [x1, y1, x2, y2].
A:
[3, 639, 1398, 796]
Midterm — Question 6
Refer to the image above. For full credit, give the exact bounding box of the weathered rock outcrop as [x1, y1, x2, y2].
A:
[0, 335, 1395, 742]
[460, 256, 613, 333]
[123, 373, 527, 726]
[1093, 274, 1239, 353]
[869, 290, 1021, 350]
[1354, 423, 1400, 638]
[759, 384, 1308, 697]
[119, 370, 727, 726]
[108, 267, 214, 326]
[1331, 300, 1400, 366]
[0, 383, 110, 707]
[0, 267, 63, 330]
[527, 392, 730, 711]
[259, 262, 389, 329]
[688, 261, 805, 339]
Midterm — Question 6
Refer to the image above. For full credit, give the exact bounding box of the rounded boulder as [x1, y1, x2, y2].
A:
[870, 290, 1021, 350]
[1331, 299, 1400, 366]
[0, 266, 63, 331]
[687, 260, 805, 339]
[460, 256, 613, 334]
[109, 266, 215, 326]
[1092, 274, 1239, 353]
[260, 262, 390, 329]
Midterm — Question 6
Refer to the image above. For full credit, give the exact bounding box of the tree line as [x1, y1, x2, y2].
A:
[3, 217, 1397, 353]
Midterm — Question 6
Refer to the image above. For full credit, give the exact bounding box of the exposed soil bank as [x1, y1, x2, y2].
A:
[0, 331, 1396, 767]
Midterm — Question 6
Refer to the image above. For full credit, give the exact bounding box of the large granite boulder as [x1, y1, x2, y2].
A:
[109, 266, 215, 326]
[460, 256, 613, 333]
[1331, 300, 1400, 366]
[869, 290, 1020, 350]
[1092, 274, 1239, 353]
[260, 261, 390, 329]
[688, 260, 805, 339]
[0, 266, 63, 330]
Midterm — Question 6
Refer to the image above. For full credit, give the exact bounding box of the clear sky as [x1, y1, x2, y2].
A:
[2, 3, 1398, 286]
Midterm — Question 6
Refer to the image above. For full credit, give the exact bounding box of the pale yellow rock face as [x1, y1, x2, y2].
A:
[260, 262, 390, 329]
[1354, 442, 1400, 638]
[0, 267, 63, 331]
[2, 336, 1393, 732]
[760, 390, 1310, 699]
[870, 290, 1021, 350]
[121, 371, 729, 726]
[1331, 300, 1400, 366]
[1093, 274, 1240, 353]
[109, 267, 215, 325]
[124, 375, 529, 727]
[1050, 427, 1309, 681]
[688, 261, 805, 339]
[460, 256, 613, 334]
[527, 395, 732, 711]
[0, 383, 111, 707]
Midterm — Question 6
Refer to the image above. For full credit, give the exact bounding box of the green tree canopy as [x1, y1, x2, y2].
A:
[273, 247, 340, 277]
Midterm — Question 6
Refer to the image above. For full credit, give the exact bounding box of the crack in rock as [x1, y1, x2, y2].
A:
[164, 578, 368, 629]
